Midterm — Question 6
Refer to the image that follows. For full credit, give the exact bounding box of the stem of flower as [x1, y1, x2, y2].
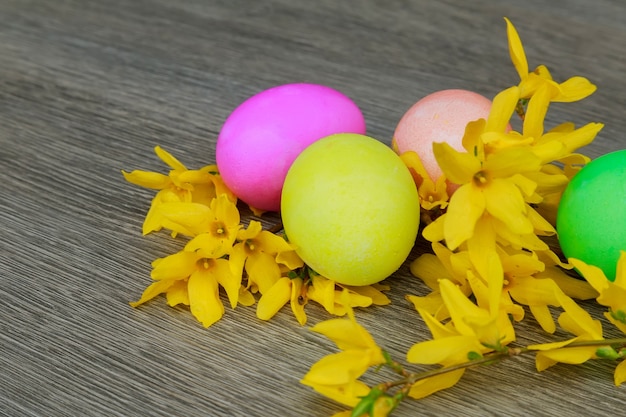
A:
[559, 338, 626, 349]
[383, 338, 626, 389]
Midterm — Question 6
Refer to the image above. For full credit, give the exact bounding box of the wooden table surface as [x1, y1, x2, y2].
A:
[2, 1, 625, 416]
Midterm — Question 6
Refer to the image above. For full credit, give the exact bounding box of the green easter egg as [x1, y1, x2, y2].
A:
[557, 150, 626, 281]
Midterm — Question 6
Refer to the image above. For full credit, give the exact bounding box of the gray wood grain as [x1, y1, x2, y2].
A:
[1, 1, 625, 416]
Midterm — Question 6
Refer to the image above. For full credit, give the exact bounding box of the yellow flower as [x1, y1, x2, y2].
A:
[482, 85, 602, 164]
[156, 193, 241, 248]
[230, 220, 303, 295]
[130, 233, 243, 327]
[505, 17, 596, 102]
[479, 85, 602, 226]
[407, 242, 472, 320]
[307, 274, 391, 316]
[301, 293, 385, 407]
[424, 139, 541, 251]
[496, 247, 595, 333]
[256, 276, 307, 325]
[122, 146, 235, 235]
[301, 353, 373, 407]
[570, 252, 626, 334]
[407, 279, 515, 399]
[399, 151, 448, 211]
[528, 291, 603, 371]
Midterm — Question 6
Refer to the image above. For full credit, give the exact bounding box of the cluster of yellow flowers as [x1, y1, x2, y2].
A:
[123, 147, 389, 327]
[122, 16, 626, 417]
[301, 19, 626, 417]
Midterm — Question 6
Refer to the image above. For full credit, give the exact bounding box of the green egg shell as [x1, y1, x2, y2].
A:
[557, 150, 626, 281]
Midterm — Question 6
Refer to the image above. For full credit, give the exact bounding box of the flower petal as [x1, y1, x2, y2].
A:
[301, 351, 371, 386]
[432, 142, 481, 185]
[155, 145, 186, 171]
[523, 84, 551, 139]
[444, 185, 485, 250]
[276, 249, 305, 270]
[407, 336, 483, 365]
[311, 318, 380, 353]
[466, 216, 497, 283]
[290, 277, 307, 326]
[614, 359, 626, 386]
[122, 170, 170, 189]
[256, 277, 291, 321]
[308, 275, 338, 314]
[422, 213, 445, 243]
[151, 251, 198, 281]
[213, 258, 241, 309]
[301, 361, 371, 408]
[557, 292, 603, 339]
[440, 279, 489, 337]
[553, 76, 597, 103]
[237, 286, 256, 307]
[559, 122, 603, 154]
[569, 258, 610, 295]
[185, 233, 229, 259]
[483, 147, 541, 178]
[508, 276, 561, 307]
[342, 284, 390, 306]
[410, 253, 449, 290]
[188, 270, 224, 327]
[229, 243, 248, 281]
[400, 151, 430, 185]
[484, 179, 533, 235]
[246, 251, 282, 294]
[418, 307, 457, 339]
[536, 267, 598, 300]
[129, 279, 176, 307]
[485, 86, 519, 133]
[529, 304, 556, 334]
[256, 230, 296, 255]
[158, 202, 212, 236]
[237, 220, 262, 241]
[166, 280, 190, 306]
[407, 369, 465, 400]
[535, 347, 596, 371]
[406, 293, 448, 320]
[211, 193, 241, 229]
[461, 119, 486, 157]
[505, 17, 528, 80]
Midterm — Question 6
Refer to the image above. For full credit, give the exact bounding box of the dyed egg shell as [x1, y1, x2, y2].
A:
[393, 89, 495, 185]
[216, 83, 366, 212]
[281, 133, 420, 286]
[557, 150, 626, 281]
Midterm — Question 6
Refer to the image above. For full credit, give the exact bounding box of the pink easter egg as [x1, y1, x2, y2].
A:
[393, 89, 496, 187]
[216, 83, 366, 212]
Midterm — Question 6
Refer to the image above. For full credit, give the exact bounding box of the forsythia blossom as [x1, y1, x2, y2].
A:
[124, 147, 390, 329]
[301, 292, 386, 407]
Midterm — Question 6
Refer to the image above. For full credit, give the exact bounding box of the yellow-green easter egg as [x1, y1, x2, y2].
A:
[557, 150, 626, 281]
[281, 133, 420, 286]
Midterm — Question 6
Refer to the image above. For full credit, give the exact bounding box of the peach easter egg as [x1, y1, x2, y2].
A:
[393, 89, 495, 185]
[216, 83, 366, 212]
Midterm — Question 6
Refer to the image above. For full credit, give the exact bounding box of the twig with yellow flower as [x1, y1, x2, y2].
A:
[300, 17, 625, 417]
[123, 147, 390, 328]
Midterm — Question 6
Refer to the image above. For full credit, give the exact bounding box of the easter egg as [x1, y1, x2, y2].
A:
[393, 89, 495, 185]
[216, 83, 366, 212]
[557, 150, 626, 281]
[281, 133, 420, 286]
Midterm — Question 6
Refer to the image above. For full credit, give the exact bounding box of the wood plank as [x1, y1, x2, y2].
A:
[1, 1, 625, 415]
